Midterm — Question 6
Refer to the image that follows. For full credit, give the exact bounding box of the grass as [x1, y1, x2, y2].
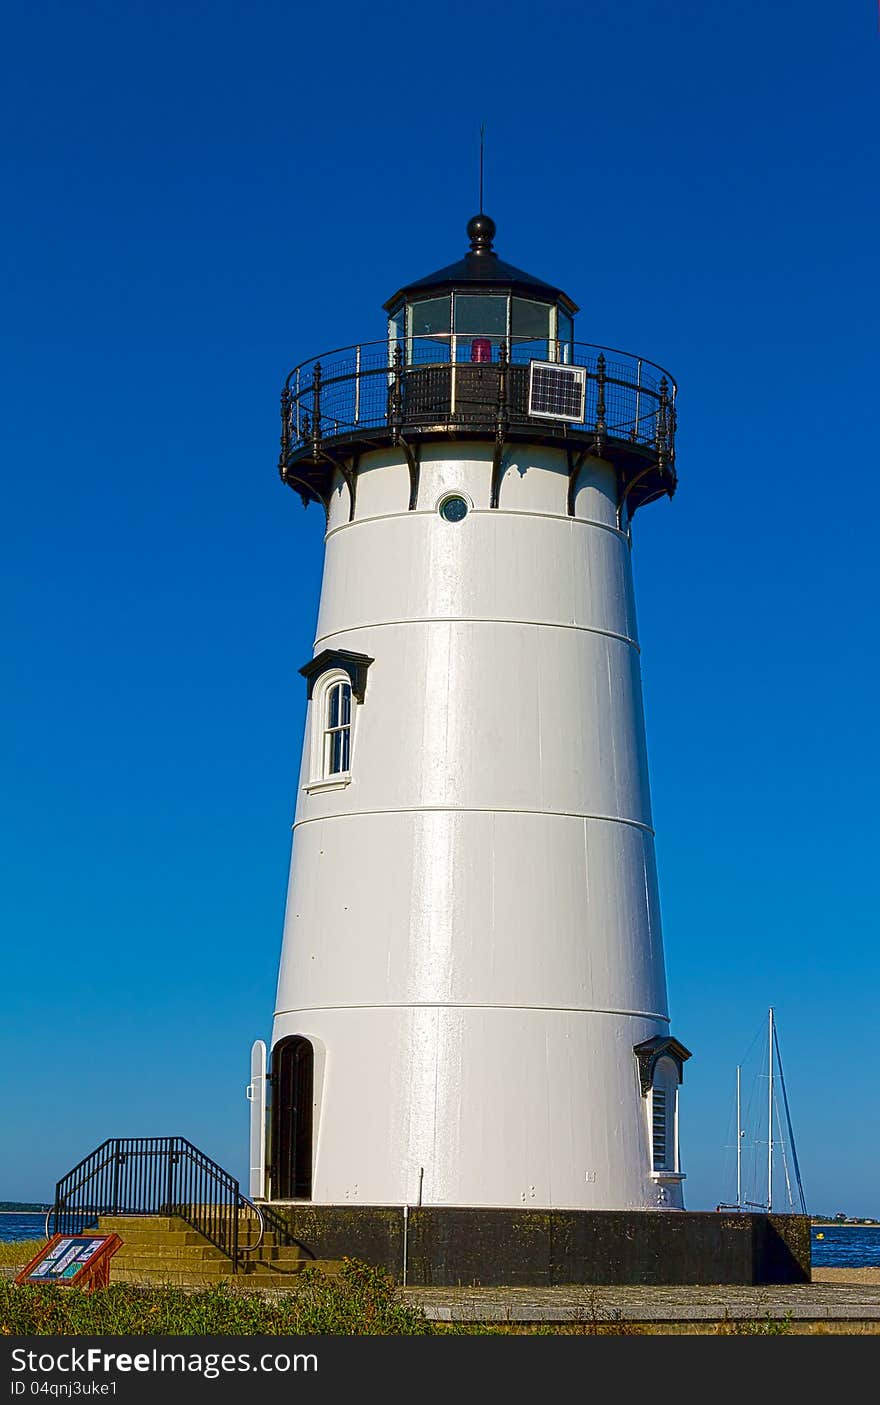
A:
[1, 1259, 440, 1335]
[0, 1247, 795, 1336]
[716, 1310, 794, 1336]
[0, 1239, 44, 1266]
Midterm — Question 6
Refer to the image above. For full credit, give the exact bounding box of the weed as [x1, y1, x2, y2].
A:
[530, 1291, 644, 1335]
[0, 1258, 436, 1336]
[716, 1309, 793, 1336]
[0, 1240, 44, 1267]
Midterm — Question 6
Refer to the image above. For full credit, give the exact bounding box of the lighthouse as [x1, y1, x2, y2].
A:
[251, 214, 691, 1218]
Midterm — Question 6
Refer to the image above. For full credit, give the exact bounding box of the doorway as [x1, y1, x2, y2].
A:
[271, 1036, 313, 1199]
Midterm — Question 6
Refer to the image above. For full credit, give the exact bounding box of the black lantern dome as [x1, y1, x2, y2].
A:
[383, 215, 578, 313]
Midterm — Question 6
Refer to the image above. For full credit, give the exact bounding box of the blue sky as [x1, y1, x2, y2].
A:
[2, 0, 878, 1217]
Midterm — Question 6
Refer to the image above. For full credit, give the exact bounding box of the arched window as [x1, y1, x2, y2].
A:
[298, 648, 373, 791]
[306, 668, 357, 787]
[323, 677, 352, 777]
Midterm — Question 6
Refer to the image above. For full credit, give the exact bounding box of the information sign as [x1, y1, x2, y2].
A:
[15, 1232, 122, 1290]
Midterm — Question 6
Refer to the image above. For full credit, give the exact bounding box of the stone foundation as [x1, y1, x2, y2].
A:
[265, 1206, 811, 1286]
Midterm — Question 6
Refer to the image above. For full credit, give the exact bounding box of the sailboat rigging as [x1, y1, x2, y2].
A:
[717, 1007, 807, 1215]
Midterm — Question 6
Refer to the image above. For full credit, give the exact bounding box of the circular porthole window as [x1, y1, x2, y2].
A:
[439, 495, 469, 523]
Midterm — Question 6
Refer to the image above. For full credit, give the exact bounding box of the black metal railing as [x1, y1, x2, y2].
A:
[255, 1202, 317, 1265]
[46, 1137, 265, 1272]
[281, 336, 676, 463]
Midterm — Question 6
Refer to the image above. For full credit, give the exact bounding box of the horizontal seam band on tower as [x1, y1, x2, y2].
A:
[324, 507, 628, 542]
[274, 1004, 671, 1020]
[314, 618, 640, 651]
[292, 806, 655, 835]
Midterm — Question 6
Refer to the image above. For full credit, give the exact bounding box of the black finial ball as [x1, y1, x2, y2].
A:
[467, 213, 496, 252]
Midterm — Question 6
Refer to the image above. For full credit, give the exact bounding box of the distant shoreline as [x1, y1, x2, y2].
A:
[813, 1222, 880, 1229]
[2, 1209, 878, 1225]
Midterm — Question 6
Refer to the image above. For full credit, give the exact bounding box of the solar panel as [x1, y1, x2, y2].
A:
[528, 360, 587, 423]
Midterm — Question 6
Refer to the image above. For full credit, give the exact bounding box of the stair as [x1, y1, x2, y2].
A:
[96, 1215, 342, 1289]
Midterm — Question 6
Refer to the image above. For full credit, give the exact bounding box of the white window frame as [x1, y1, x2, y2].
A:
[305, 668, 357, 792]
[648, 1056, 684, 1181]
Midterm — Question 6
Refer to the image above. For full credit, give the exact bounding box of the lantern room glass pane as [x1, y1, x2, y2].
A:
[409, 297, 451, 337]
[454, 294, 508, 336]
[388, 302, 406, 352]
[557, 308, 574, 363]
[511, 298, 551, 340]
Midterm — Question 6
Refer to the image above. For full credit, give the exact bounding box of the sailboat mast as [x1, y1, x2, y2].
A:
[730, 1062, 736, 1208]
[767, 1007, 774, 1213]
[773, 1018, 808, 1214]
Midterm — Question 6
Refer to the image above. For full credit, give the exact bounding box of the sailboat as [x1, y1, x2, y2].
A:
[717, 1007, 808, 1215]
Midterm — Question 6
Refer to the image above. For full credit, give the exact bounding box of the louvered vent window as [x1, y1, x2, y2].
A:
[652, 1088, 669, 1171]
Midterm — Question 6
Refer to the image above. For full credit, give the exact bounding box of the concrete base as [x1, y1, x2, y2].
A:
[397, 1281, 880, 1333]
[265, 1205, 811, 1286]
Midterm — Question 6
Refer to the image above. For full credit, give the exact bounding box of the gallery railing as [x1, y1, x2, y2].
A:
[280, 336, 676, 465]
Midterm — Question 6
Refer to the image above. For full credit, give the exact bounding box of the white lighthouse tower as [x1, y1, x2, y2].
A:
[253, 214, 690, 1217]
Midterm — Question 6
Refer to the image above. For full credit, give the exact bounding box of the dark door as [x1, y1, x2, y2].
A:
[271, 1036, 313, 1199]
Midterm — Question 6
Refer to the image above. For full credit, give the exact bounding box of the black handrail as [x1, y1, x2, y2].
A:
[257, 1201, 316, 1262]
[281, 336, 677, 461]
[278, 335, 677, 519]
[46, 1137, 264, 1272]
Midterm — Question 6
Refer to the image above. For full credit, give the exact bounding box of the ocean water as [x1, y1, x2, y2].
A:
[0, 1214, 47, 1243]
[3, 1212, 879, 1267]
[809, 1224, 880, 1268]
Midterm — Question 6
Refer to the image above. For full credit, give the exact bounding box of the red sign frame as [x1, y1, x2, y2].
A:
[15, 1233, 123, 1291]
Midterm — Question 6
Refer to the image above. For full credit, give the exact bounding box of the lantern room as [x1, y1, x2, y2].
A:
[384, 213, 578, 365]
[279, 214, 676, 522]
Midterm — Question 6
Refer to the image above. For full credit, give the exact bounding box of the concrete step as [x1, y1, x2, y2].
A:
[110, 1259, 342, 1288]
[108, 1235, 286, 1259]
[97, 1214, 256, 1227]
[97, 1215, 235, 1230]
[104, 1233, 230, 1252]
[98, 1218, 250, 1245]
[111, 1270, 235, 1288]
[112, 1244, 232, 1263]
[246, 1245, 313, 1263]
[112, 1256, 235, 1278]
[239, 1256, 321, 1273]
[110, 1232, 231, 1250]
[96, 1216, 267, 1244]
[91, 1212, 338, 1289]
[97, 1216, 189, 1226]
[96, 1217, 305, 1255]
[98, 1225, 196, 1236]
[96, 1217, 192, 1237]
[112, 1248, 321, 1270]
